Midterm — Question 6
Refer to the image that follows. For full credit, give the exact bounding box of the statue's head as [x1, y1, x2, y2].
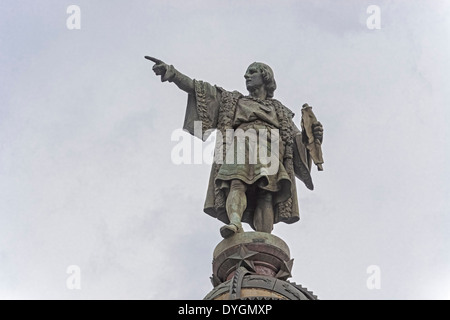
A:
[244, 62, 277, 99]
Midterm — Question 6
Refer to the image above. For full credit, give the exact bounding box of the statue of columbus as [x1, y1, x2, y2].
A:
[145, 56, 324, 239]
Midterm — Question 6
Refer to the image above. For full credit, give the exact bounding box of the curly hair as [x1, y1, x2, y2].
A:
[248, 62, 277, 98]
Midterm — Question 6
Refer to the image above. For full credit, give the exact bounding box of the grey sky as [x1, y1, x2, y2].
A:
[0, 0, 449, 299]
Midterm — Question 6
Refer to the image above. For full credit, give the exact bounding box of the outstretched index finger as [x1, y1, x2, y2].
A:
[144, 56, 163, 64]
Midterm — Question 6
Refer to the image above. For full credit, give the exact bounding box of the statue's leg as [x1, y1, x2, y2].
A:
[221, 179, 247, 238]
[253, 190, 274, 233]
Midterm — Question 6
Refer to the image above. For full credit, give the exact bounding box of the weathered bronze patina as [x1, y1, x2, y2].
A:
[145, 56, 323, 239]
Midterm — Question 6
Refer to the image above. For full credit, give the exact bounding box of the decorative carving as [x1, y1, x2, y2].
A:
[227, 245, 258, 273]
[229, 267, 252, 300]
[275, 259, 294, 280]
[212, 232, 291, 283]
[204, 273, 318, 300]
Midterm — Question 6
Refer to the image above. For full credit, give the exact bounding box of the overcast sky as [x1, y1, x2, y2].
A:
[1, 0, 449, 300]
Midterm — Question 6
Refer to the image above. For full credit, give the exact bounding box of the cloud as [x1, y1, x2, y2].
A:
[1, 0, 449, 299]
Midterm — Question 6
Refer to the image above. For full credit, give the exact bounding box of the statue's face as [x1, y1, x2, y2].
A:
[244, 65, 264, 92]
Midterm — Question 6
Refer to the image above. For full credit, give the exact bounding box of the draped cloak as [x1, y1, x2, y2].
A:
[182, 80, 314, 230]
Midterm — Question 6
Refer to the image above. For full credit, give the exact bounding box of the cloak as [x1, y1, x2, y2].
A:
[182, 80, 314, 229]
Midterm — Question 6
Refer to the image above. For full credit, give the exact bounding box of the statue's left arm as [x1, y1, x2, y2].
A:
[292, 123, 314, 190]
[291, 120, 324, 190]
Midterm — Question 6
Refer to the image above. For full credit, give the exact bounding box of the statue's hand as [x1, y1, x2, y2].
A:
[312, 121, 323, 143]
[145, 56, 174, 82]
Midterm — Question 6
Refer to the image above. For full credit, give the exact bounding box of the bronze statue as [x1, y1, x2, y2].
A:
[145, 56, 323, 239]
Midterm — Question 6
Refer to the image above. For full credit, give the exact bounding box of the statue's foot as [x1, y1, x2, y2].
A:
[220, 223, 243, 239]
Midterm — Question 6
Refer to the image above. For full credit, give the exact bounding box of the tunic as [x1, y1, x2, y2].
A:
[182, 80, 313, 230]
[216, 97, 292, 205]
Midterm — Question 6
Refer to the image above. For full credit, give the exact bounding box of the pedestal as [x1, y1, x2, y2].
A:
[204, 232, 317, 300]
